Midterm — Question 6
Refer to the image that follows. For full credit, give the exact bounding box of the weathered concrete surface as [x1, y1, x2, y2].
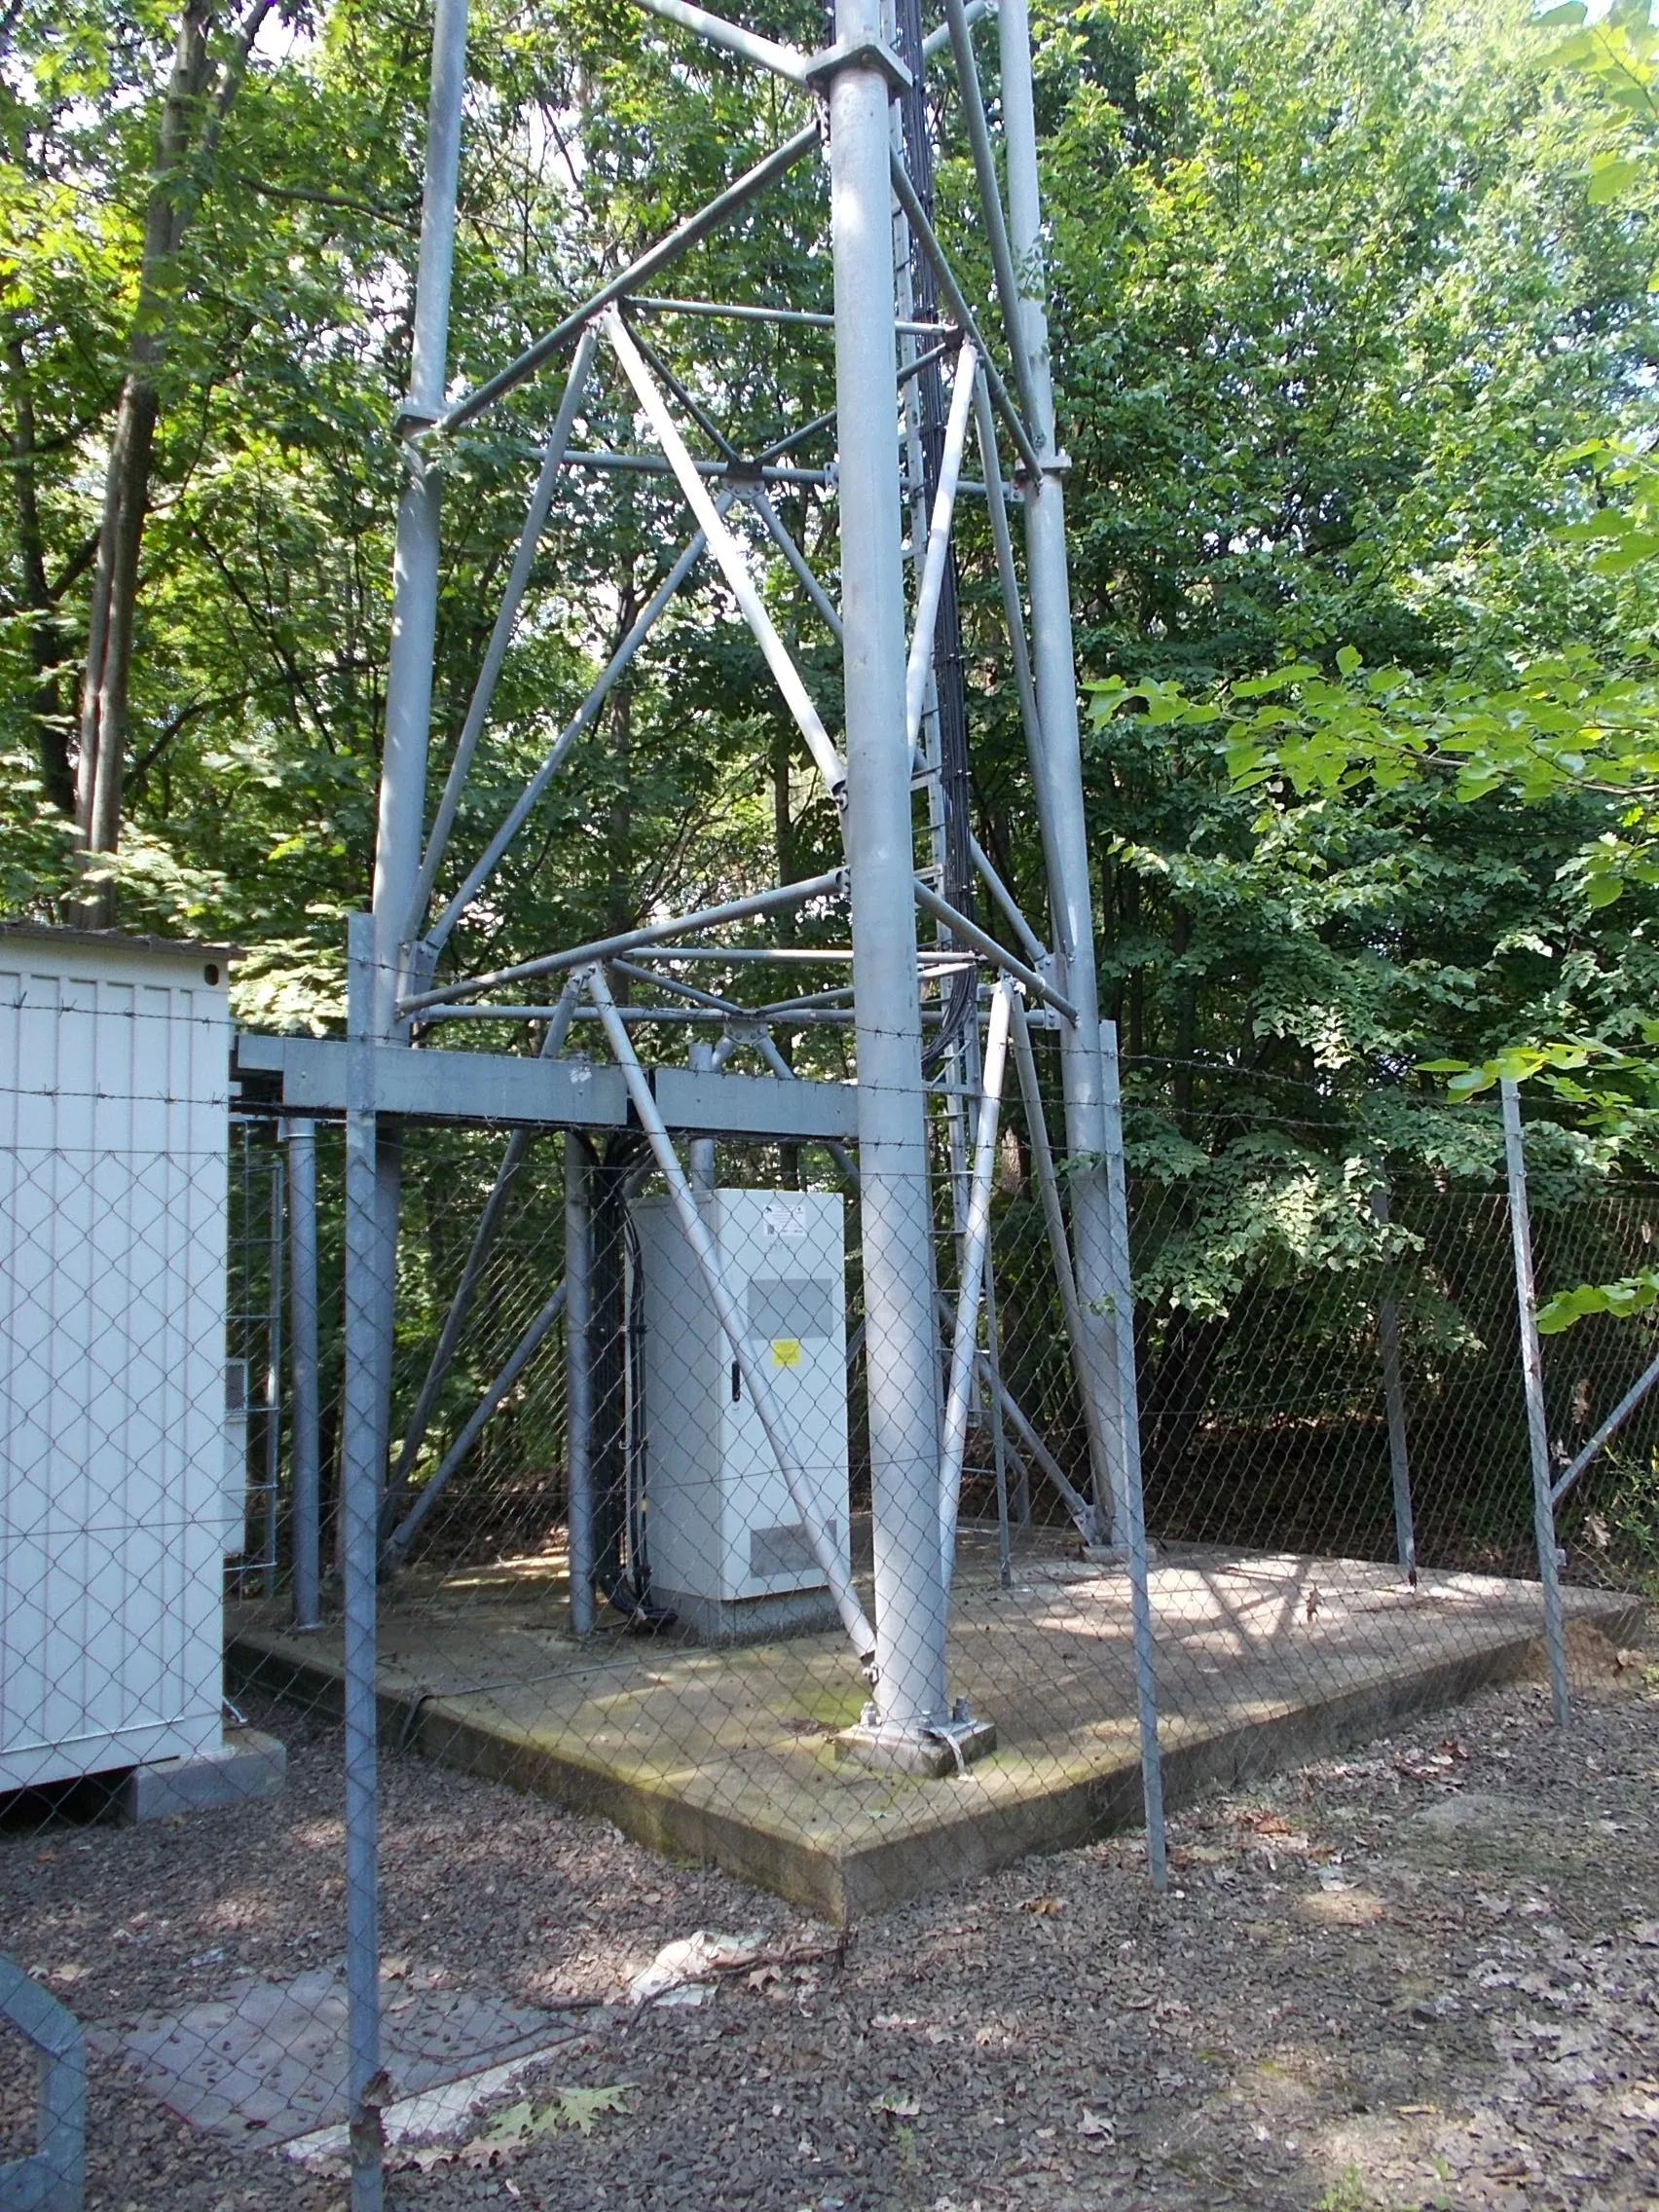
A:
[229, 1540, 1643, 1922]
[117, 1726, 286, 1824]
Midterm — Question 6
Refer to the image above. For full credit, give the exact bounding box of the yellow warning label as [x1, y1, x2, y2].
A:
[770, 1338, 801, 1368]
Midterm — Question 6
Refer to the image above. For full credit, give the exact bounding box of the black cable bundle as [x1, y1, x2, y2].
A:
[585, 1135, 674, 1629]
[893, 0, 978, 1076]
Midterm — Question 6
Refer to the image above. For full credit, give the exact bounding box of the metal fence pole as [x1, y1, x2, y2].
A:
[260, 1152, 284, 1598]
[1372, 1181, 1417, 1579]
[1098, 1016, 1166, 1890]
[342, 916, 386, 2211]
[359, 32, 469, 2035]
[343, 7, 467, 2177]
[1007, 989, 1110, 1534]
[1500, 1077, 1570, 1725]
[565, 1132, 595, 1639]
[283, 1118, 322, 1630]
[830, 0, 951, 1738]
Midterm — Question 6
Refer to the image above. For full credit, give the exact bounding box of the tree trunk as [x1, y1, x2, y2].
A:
[4, 332, 73, 814]
[1171, 903, 1196, 1128]
[74, 0, 272, 922]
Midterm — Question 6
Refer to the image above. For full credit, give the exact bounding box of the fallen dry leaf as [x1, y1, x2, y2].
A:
[481, 2084, 637, 2146]
[871, 2091, 921, 2118]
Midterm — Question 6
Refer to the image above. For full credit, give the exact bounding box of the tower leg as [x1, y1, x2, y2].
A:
[830, 0, 950, 1747]
[997, 0, 1129, 1545]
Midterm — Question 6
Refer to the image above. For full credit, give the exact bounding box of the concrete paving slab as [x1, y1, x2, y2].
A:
[230, 1544, 1644, 1923]
[92, 1962, 563, 2146]
[116, 1726, 285, 1823]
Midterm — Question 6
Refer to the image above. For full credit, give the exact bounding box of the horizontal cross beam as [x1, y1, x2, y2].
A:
[233, 1033, 860, 1140]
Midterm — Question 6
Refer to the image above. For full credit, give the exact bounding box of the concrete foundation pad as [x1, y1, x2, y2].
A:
[835, 1717, 998, 1777]
[118, 1727, 286, 1823]
[229, 1545, 1644, 1923]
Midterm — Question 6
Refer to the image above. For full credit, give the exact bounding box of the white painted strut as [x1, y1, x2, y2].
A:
[938, 976, 1014, 1588]
[903, 341, 978, 755]
[603, 306, 848, 801]
[629, 0, 811, 82]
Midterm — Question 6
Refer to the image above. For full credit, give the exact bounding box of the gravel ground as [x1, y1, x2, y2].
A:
[2, 1659, 1656, 2212]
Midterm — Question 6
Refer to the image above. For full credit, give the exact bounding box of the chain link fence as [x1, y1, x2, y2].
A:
[3, 996, 1654, 2205]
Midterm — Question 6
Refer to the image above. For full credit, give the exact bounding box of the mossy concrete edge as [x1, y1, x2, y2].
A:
[229, 1593, 1645, 1924]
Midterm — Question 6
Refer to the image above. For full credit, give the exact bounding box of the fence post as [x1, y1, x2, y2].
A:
[283, 1119, 322, 1630]
[1371, 1181, 1417, 1579]
[1499, 1077, 1570, 1725]
[565, 1132, 595, 1640]
[342, 915, 386, 2210]
[1098, 1017, 1167, 1892]
[259, 1151, 285, 1598]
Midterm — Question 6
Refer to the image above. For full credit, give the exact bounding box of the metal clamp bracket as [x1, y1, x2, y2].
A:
[392, 396, 442, 441]
[804, 36, 913, 93]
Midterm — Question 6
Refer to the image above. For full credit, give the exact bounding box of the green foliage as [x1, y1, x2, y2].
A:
[7, 0, 1659, 1411]
[7, 0, 1655, 1081]
[1594, 1456, 1659, 1595]
[1538, 2, 1659, 228]
[1537, 1270, 1659, 1331]
[1127, 1126, 1403, 1321]
[0, 0, 838, 1029]
[1314, 2168, 1373, 2212]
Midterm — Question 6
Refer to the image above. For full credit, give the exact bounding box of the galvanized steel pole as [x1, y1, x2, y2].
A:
[1099, 1014, 1166, 1890]
[341, 915, 385, 2212]
[939, 978, 1014, 1586]
[565, 1134, 595, 1640]
[349, 13, 467, 2200]
[373, 0, 468, 1033]
[1372, 1183, 1417, 1578]
[830, 0, 951, 1736]
[996, 0, 1128, 1546]
[1500, 1079, 1570, 1726]
[282, 1118, 322, 1631]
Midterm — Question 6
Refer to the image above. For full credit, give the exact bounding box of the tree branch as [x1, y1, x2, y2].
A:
[49, 532, 99, 603]
[225, 172, 420, 231]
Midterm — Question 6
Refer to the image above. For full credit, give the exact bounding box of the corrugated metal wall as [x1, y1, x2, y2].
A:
[0, 932, 231, 1788]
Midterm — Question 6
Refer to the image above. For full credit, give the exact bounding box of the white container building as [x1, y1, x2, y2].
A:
[0, 925, 238, 1793]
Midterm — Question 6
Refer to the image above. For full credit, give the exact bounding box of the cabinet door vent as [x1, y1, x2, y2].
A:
[750, 1520, 832, 1578]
